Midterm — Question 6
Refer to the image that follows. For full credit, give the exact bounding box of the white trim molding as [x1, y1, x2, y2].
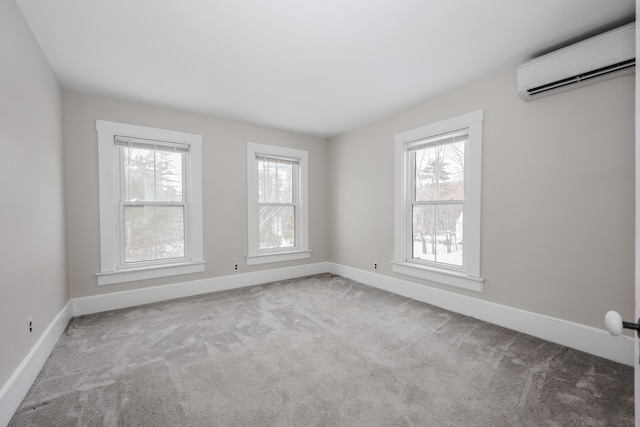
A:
[391, 261, 484, 293]
[246, 142, 310, 265]
[2, 263, 633, 425]
[328, 263, 634, 366]
[75, 262, 329, 316]
[96, 261, 206, 286]
[0, 301, 72, 427]
[96, 120, 205, 285]
[0, 264, 327, 424]
[394, 110, 484, 292]
[246, 250, 311, 266]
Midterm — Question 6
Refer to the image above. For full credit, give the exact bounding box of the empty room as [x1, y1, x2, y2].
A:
[1, 0, 638, 425]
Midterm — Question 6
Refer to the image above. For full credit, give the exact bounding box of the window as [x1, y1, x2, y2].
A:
[247, 142, 310, 265]
[393, 110, 484, 292]
[96, 120, 204, 285]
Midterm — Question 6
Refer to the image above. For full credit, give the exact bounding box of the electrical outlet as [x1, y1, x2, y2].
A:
[234, 263, 239, 271]
[28, 317, 33, 337]
[374, 263, 378, 270]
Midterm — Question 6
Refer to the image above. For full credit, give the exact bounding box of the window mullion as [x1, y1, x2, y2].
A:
[123, 201, 186, 207]
[407, 151, 416, 261]
[293, 163, 299, 248]
[412, 200, 464, 206]
[258, 202, 295, 207]
[117, 147, 126, 267]
[119, 200, 126, 267]
[433, 204, 438, 263]
[182, 152, 190, 260]
[152, 149, 157, 262]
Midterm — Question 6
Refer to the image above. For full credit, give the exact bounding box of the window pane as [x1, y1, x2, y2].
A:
[438, 142, 464, 200]
[155, 151, 183, 202]
[277, 163, 293, 203]
[155, 206, 185, 259]
[123, 146, 155, 201]
[435, 204, 463, 267]
[258, 160, 276, 203]
[415, 147, 437, 202]
[413, 204, 463, 266]
[123, 147, 184, 202]
[259, 205, 295, 249]
[258, 160, 293, 204]
[124, 205, 185, 263]
[412, 205, 435, 262]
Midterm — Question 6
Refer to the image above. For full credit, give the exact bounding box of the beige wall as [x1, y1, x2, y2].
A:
[64, 91, 329, 298]
[0, 0, 634, 389]
[328, 68, 635, 330]
[0, 0, 67, 386]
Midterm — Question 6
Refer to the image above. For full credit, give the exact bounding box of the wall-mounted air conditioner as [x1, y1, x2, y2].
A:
[517, 22, 635, 101]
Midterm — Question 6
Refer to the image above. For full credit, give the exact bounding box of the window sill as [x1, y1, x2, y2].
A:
[96, 261, 206, 286]
[391, 261, 484, 293]
[247, 250, 311, 266]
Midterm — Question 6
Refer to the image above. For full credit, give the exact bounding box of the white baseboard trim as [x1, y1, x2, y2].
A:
[73, 262, 330, 316]
[0, 300, 72, 427]
[328, 263, 634, 366]
[1, 263, 329, 425]
[2, 261, 631, 427]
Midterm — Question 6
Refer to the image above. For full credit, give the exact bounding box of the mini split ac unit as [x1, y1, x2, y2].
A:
[517, 22, 635, 101]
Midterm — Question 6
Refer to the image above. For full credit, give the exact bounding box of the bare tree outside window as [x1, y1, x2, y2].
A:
[412, 138, 465, 267]
[394, 111, 482, 290]
[257, 157, 297, 250]
[121, 145, 186, 263]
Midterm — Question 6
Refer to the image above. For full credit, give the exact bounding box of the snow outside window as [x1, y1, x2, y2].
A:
[96, 120, 205, 285]
[393, 110, 484, 292]
[247, 142, 310, 265]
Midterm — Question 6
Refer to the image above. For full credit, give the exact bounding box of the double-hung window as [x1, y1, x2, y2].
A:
[96, 120, 204, 285]
[247, 142, 310, 265]
[393, 110, 484, 292]
[117, 137, 187, 264]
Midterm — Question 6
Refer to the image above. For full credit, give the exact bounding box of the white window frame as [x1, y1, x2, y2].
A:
[392, 110, 484, 292]
[247, 142, 310, 265]
[96, 120, 205, 285]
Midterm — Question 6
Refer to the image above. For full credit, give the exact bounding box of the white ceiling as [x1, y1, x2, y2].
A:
[17, 0, 635, 138]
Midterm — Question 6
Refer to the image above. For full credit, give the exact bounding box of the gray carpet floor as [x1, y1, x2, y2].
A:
[9, 274, 634, 426]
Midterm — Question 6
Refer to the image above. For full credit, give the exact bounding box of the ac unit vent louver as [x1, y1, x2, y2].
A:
[517, 23, 635, 101]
